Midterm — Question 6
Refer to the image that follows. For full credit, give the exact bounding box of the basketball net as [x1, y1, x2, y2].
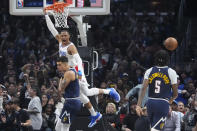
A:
[44, 1, 72, 28]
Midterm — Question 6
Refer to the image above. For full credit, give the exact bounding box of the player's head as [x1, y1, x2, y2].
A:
[56, 56, 69, 72]
[154, 50, 169, 66]
[60, 30, 70, 44]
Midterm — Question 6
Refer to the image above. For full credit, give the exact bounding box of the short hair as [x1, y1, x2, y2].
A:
[57, 56, 68, 63]
[31, 87, 40, 96]
[11, 97, 20, 106]
[61, 30, 70, 35]
[154, 50, 170, 66]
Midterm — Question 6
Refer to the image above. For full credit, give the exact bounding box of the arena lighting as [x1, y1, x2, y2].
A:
[151, 1, 160, 6]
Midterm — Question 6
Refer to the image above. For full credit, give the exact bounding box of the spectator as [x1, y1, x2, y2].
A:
[0, 101, 16, 131]
[42, 104, 56, 131]
[41, 94, 48, 112]
[162, 106, 181, 131]
[11, 97, 32, 131]
[103, 102, 121, 130]
[135, 106, 150, 131]
[125, 84, 148, 107]
[27, 87, 42, 131]
[182, 100, 197, 131]
[178, 101, 185, 114]
[175, 76, 188, 105]
[0, 85, 4, 112]
[122, 99, 139, 131]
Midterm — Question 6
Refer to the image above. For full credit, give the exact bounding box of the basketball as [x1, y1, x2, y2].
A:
[164, 37, 178, 51]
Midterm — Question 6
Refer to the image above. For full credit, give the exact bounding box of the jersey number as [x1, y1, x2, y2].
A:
[155, 80, 161, 93]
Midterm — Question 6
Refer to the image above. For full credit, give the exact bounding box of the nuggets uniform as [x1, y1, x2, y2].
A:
[144, 66, 177, 130]
[60, 69, 81, 123]
[55, 69, 81, 131]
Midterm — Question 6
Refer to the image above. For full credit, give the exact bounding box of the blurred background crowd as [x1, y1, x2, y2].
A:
[1, 0, 197, 131]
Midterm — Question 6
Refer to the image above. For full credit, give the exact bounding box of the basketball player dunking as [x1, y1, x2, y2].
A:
[45, 14, 120, 127]
[136, 50, 178, 131]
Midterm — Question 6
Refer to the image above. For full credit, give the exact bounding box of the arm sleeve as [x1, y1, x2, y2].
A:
[168, 68, 178, 85]
[45, 15, 59, 37]
[144, 68, 152, 80]
[29, 98, 41, 113]
[73, 53, 83, 72]
[125, 86, 139, 99]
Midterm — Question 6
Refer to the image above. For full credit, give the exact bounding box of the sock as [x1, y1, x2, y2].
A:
[89, 107, 97, 116]
[103, 89, 110, 95]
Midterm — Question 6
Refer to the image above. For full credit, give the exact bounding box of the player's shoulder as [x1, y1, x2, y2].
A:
[168, 67, 177, 74]
[65, 70, 75, 76]
[145, 67, 153, 73]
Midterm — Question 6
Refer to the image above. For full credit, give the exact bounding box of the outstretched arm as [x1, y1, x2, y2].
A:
[45, 14, 61, 42]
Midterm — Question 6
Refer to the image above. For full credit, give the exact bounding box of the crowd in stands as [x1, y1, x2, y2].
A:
[1, 0, 197, 131]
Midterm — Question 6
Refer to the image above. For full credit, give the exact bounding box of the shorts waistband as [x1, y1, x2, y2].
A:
[149, 97, 169, 103]
[65, 97, 80, 100]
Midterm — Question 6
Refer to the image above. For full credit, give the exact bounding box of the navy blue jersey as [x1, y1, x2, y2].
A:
[148, 67, 171, 100]
[64, 69, 80, 98]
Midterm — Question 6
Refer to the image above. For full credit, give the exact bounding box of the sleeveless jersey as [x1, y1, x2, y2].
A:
[148, 66, 171, 100]
[64, 69, 80, 98]
[59, 42, 77, 67]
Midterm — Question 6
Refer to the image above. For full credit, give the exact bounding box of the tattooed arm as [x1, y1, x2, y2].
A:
[58, 71, 75, 96]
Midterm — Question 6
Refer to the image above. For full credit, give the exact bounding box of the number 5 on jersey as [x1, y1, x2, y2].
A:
[155, 80, 161, 93]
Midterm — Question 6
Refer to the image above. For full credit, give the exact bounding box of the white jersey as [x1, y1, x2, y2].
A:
[59, 42, 77, 67]
[59, 42, 89, 85]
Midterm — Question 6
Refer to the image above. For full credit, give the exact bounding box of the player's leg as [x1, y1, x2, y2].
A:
[81, 82, 120, 103]
[147, 99, 169, 131]
[56, 99, 81, 131]
[55, 118, 70, 131]
[77, 68, 120, 102]
[79, 92, 102, 128]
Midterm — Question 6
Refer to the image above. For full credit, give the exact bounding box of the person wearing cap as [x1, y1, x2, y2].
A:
[171, 100, 178, 111]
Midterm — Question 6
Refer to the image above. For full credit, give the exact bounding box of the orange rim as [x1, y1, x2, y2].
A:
[44, 1, 72, 13]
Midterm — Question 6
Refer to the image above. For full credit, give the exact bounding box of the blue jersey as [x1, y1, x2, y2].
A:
[64, 69, 80, 98]
[148, 67, 171, 100]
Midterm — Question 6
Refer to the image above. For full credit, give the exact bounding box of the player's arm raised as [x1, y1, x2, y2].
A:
[45, 14, 61, 42]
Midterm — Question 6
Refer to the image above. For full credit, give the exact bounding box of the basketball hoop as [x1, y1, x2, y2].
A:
[44, 1, 72, 28]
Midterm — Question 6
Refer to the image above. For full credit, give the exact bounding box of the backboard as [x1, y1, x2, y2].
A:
[9, 0, 110, 16]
